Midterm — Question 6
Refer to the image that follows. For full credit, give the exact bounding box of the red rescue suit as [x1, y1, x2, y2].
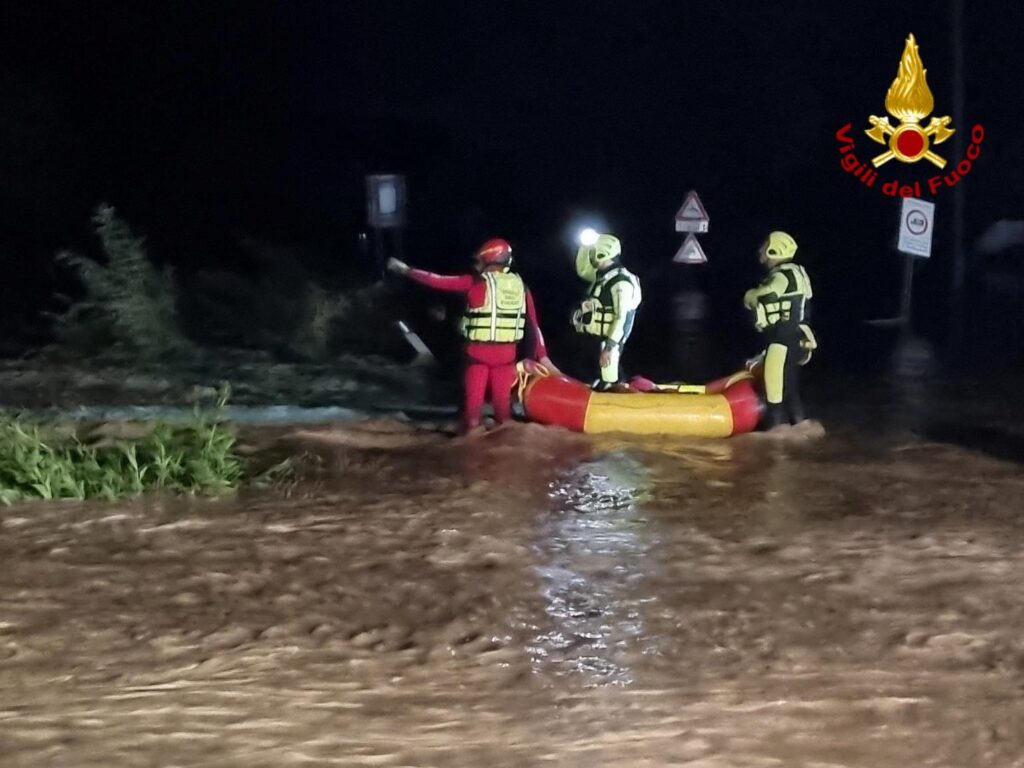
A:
[407, 268, 548, 432]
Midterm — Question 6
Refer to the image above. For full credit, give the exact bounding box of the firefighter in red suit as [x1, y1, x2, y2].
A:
[387, 239, 559, 434]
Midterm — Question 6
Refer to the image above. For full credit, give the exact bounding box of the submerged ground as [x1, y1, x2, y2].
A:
[3, 358, 1024, 767]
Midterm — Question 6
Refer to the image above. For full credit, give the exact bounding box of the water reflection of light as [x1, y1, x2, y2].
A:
[528, 452, 659, 687]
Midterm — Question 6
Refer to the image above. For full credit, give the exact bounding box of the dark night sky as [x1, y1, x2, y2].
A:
[2, 1, 1023, 361]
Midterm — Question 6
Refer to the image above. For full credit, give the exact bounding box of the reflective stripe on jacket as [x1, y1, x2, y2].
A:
[573, 266, 641, 340]
[744, 263, 812, 332]
[460, 271, 526, 342]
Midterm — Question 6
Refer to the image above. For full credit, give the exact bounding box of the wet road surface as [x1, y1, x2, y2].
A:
[3, 386, 1024, 767]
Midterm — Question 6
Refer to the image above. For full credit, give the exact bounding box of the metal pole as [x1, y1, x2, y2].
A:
[373, 227, 385, 276]
[394, 226, 404, 263]
[950, 0, 966, 349]
[899, 250, 915, 336]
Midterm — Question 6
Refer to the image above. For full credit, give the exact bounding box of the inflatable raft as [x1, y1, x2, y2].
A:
[516, 363, 764, 437]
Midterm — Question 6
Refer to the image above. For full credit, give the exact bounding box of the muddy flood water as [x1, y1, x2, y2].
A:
[4, 377, 1024, 767]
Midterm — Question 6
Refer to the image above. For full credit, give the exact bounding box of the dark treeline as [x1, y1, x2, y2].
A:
[2, 1, 1023, 369]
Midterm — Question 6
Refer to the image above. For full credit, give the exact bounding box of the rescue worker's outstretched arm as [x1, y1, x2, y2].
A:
[387, 258, 475, 294]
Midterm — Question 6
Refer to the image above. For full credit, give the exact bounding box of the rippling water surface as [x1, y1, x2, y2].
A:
[4, 377, 1024, 766]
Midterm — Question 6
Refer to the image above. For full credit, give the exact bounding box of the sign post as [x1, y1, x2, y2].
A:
[866, 197, 937, 329]
[365, 174, 407, 273]
[671, 191, 711, 378]
[897, 197, 935, 257]
[896, 197, 935, 330]
[673, 190, 709, 264]
[365, 174, 433, 365]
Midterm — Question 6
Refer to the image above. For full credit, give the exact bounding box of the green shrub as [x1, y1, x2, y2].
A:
[290, 284, 351, 360]
[0, 387, 286, 505]
[54, 204, 190, 359]
[312, 281, 404, 358]
[180, 237, 312, 353]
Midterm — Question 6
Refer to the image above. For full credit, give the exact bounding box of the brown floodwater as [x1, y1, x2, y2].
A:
[3, 385, 1024, 767]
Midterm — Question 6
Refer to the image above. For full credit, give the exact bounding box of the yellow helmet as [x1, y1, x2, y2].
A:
[575, 234, 622, 282]
[762, 231, 797, 262]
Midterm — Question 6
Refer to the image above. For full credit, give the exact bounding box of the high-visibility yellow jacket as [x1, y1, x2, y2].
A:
[460, 271, 527, 343]
[743, 263, 812, 334]
[573, 266, 642, 344]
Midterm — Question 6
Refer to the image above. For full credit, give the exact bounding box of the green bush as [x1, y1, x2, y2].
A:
[291, 284, 352, 360]
[180, 237, 312, 353]
[54, 204, 190, 359]
[182, 241, 401, 361]
[0, 388, 285, 505]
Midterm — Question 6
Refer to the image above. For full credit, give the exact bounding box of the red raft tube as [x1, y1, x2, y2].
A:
[516, 362, 764, 437]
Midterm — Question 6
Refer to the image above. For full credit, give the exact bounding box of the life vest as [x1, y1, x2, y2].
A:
[751, 263, 812, 331]
[460, 271, 526, 343]
[573, 266, 642, 338]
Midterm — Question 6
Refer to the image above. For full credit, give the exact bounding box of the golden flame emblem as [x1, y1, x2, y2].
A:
[865, 34, 954, 168]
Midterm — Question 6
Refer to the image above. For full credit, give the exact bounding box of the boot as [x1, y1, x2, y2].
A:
[763, 403, 786, 430]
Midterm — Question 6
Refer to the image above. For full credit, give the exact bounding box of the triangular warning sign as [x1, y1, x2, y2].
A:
[673, 233, 707, 264]
[675, 190, 709, 233]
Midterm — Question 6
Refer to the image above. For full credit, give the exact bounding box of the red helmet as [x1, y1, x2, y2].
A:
[474, 238, 512, 266]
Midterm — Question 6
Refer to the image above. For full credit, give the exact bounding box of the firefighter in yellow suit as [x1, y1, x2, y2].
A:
[743, 231, 817, 429]
[572, 233, 642, 391]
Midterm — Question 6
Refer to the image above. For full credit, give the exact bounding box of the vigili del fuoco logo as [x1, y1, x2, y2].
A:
[835, 34, 984, 197]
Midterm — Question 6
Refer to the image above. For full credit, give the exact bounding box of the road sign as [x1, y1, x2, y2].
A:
[673, 233, 708, 264]
[675, 190, 710, 233]
[366, 174, 406, 229]
[897, 197, 935, 258]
